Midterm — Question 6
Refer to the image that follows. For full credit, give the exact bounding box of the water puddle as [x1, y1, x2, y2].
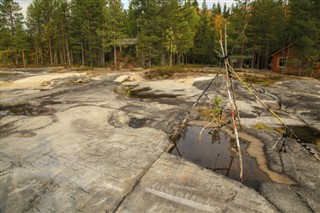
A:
[287, 125, 320, 144]
[170, 125, 271, 190]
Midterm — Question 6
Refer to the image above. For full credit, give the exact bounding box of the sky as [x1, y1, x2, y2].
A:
[17, 0, 236, 18]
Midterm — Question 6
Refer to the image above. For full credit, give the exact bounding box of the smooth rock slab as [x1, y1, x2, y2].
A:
[260, 183, 315, 213]
[116, 153, 277, 213]
[0, 106, 171, 212]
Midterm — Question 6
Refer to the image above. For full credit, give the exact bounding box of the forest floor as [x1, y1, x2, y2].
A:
[0, 66, 319, 212]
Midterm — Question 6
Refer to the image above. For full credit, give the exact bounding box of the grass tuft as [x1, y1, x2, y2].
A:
[253, 123, 285, 134]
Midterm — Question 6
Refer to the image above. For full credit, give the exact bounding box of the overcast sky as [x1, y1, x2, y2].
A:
[17, 0, 236, 18]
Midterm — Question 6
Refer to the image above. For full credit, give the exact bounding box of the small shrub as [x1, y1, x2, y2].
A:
[196, 95, 224, 121]
[211, 95, 223, 118]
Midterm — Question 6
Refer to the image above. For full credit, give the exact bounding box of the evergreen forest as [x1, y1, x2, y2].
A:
[0, 0, 319, 75]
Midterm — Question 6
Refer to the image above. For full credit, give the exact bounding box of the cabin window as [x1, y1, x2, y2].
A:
[278, 57, 287, 67]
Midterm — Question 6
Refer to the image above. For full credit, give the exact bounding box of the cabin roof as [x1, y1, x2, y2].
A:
[270, 44, 293, 57]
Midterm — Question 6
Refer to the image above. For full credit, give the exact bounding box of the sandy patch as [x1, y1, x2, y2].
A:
[0, 72, 85, 90]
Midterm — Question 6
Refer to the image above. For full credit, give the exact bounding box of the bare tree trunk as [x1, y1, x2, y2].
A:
[54, 51, 58, 64]
[62, 43, 66, 64]
[113, 22, 117, 68]
[257, 50, 260, 69]
[148, 46, 151, 67]
[89, 43, 92, 68]
[35, 46, 39, 64]
[70, 49, 73, 64]
[170, 40, 172, 67]
[81, 41, 85, 66]
[240, 36, 244, 69]
[15, 53, 18, 66]
[22, 51, 26, 68]
[41, 47, 44, 64]
[101, 49, 105, 66]
[161, 52, 165, 65]
[59, 47, 64, 64]
[66, 38, 71, 65]
[49, 37, 53, 65]
[299, 61, 302, 76]
[114, 45, 117, 67]
[251, 52, 254, 70]
[265, 39, 270, 69]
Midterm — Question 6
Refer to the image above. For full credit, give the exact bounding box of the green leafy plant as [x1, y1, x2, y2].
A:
[196, 95, 223, 121]
[211, 95, 223, 118]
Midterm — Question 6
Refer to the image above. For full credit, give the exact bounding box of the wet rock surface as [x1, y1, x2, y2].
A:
[0, 68, 319, 212]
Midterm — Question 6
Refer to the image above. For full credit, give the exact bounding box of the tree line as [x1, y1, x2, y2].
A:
[0, 0, 319, 73]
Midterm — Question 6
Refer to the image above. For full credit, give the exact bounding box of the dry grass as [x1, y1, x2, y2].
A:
[243, 72, 290, 85]
[253, 123, 285, 134]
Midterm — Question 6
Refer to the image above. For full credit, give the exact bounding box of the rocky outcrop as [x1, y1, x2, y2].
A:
[1, 68, 319, 212]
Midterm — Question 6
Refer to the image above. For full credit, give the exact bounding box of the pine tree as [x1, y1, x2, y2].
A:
[193, 0, 215, 64]
[222, 3, 230, 18]
[176, 1, 199, 64]
[287, 0, 320, 75]
[164, 27, 176, 67]
[0, 0, 27, 66]
[27, 0, 55, 64]
[105, 0, 127, 67]
[52, 0, 71, 65]
[227, 1, 249, 68]
[69, 0, 106, 66]
[211, 2, 222, 16]
[130, 0, 163, 66]
[247, 0, 286, 69]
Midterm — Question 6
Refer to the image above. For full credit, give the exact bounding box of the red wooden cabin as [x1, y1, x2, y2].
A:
[270, 45, 301, 74]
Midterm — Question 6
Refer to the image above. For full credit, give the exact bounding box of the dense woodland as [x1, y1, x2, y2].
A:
[0, 0, 319, 74]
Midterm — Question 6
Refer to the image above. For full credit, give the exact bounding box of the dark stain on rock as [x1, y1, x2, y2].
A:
[13, 131, 37, 138]
[129, 118, 146, 128]
[115, 85, 179, 99]
[240, 112, 257, 119]
[129, 90, 178, 99]
[41, 100, 62, 106]
[0, 105, 55, 116]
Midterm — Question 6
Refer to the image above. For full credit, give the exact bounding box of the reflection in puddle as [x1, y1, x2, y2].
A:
[170, 126, 271, 190]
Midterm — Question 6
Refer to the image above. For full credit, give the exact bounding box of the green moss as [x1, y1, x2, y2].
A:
[316, 139, 320, 148]
[253, 123, 285, 134]
[254, 123, 269, 130]
[244, 73, 288, 85]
